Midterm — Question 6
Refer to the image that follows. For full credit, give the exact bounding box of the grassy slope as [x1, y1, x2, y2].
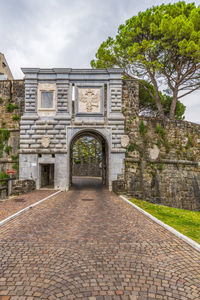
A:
[130, 198, 200, 244]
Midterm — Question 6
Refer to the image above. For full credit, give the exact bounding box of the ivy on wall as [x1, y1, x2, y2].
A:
[0, 128, 11, 158]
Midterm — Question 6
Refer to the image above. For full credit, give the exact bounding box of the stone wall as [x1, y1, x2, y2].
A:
[0, 130, 20, 173]
[1, 76, 199, 209]
[12, 179, 36, 195]
[116, 79, 200, 210]
[72, 159, 102, 177]
[19, 68, 126, 191]
[0, 80, 24, 128]
[0, 80, 24, 176]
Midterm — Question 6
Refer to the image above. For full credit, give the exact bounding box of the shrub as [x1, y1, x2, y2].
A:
[139, 120, 147, 136]
[12, 115, 20, 121]
[6, 103, 19, 113]
[12, 162, 19, 172]
[127, 143, 136, 152]
[4, 145, 12, 155]
[156, 124, 166, 140]
[0, 170, 9, 186]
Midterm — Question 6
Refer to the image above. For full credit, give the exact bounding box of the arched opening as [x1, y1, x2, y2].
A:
[69, 130, 108, 188]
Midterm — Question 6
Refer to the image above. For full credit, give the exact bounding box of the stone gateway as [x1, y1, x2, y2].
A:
[17, 67, 200, 210]
[19, 68, 126, 191]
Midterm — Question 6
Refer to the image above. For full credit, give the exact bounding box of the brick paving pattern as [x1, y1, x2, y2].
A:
[0, 190, 57, 221]
[0, 178, 200, 299]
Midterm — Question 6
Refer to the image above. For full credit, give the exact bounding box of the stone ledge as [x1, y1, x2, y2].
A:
[125, 158, 198, 165]
[19, 149, 68, 154]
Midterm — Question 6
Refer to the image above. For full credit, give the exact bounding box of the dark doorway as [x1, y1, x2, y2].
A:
[40, 164, 54, 188]
[70, 131, 108, 188]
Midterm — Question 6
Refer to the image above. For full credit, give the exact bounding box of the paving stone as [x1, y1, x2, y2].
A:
[0, 178, 200, 299]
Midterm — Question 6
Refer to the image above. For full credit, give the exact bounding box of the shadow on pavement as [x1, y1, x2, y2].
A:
[71, 176, 103, 190]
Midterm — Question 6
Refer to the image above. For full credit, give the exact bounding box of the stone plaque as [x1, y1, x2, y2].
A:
[121, 135, 130, 148]
[78, 88, 100, 113]
[149, 145, 160, 160]
[41, 135, 50, 148]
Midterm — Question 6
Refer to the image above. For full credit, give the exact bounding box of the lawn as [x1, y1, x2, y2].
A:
[130, 198, 200, 244]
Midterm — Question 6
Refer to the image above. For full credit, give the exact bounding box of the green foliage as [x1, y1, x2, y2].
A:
[4, 145, 12, 155]
[156, 125, 171, 153]
[0, 128, 10, 158]
[72, 137, 102, 164]
[130, 198, 200, 244]
[139, 120, 147, 136]
[186, 134, 195, 149]
[156, 124, 166, 139]
[12, 162, 19, 172]
[157, 163, 164, 171]
[91, 1, 200, 119]
[0, 98, 3, 104]
[157, 140, 161, 148]
[0, 128, 10, 142]
[12, 115, 20, 121]
[127, 143, 136, 152]
[6, 103, 19, 113]
[0, 170, 9, 186]
[0, 170, 8, 180]
[139, 81, 186, 119]
[11, 155, 18, 161]
[122, 107, 126, 114]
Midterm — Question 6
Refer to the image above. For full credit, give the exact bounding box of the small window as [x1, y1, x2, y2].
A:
[41, 91, 54, 108]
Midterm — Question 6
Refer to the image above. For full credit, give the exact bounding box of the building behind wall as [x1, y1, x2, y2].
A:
[0, 53, 13, 80]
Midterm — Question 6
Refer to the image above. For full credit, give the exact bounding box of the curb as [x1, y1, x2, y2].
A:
[0, 190, 62, 227]
[120, 195, 200, 253]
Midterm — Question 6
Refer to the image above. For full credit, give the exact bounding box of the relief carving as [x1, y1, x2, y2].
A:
[78, 88, 100, 113]
[121, 135, 130, 148]
[41, 135, 50, 148]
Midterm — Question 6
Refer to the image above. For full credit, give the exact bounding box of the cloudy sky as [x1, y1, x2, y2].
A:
[0, 0, 200, 123]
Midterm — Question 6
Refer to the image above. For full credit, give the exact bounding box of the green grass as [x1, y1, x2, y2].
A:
[130, 198, 200, 244]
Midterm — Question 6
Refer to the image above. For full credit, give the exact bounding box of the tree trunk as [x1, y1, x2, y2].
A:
[155, 94, 165, 119]
[148, 70, 165, 119]
[169, 88, 178, 120]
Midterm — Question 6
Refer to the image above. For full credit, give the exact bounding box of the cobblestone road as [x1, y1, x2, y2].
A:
[0, 178, 200, 299]
[0, 190, 57, 221]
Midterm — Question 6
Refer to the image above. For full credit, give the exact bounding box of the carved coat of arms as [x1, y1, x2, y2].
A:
[78, 88, 100, 113]
[41, 135, 50, 148]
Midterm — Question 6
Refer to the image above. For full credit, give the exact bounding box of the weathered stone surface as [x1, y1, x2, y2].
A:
[12, 179, 36, 195]
[149, 144, 160, 160]
[41, 135, 51, 148]
[1, 71, 199, 209]
[121, 135, 130, 147]
[122, 81, 200, 210]
[0, 80, 24, 129]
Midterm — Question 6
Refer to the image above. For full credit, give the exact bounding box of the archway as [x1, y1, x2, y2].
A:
[69, 130, 108, 188]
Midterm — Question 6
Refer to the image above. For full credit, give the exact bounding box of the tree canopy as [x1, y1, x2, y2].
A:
[139, 80, 186, 119]
[72, 137, 102, 164]
[91, 1, 200, 119]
